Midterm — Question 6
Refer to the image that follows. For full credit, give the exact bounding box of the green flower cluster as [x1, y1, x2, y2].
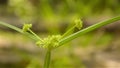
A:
[36, 35, 62, 49]
[74, 18, 83, 30]
[22, 24, 32, 32]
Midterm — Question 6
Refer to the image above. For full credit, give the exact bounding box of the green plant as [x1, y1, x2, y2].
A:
[0, 16, 120, 68]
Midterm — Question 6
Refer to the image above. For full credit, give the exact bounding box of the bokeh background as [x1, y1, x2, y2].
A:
[0, 0, 120, 68]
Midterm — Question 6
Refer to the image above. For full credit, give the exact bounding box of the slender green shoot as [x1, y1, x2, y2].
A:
[62, 26, 75, 38]
[0, 21, 23, 33]
[0, 22, 39, 41]
[59, 16, 120, 46]
[62, 18, 83, 38]
[28, 29, 43, 42]
[44, 49, 51, 68]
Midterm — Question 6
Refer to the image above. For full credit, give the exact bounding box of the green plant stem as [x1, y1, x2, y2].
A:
[44, 49, 51, 68]
[0, 21, 40, 41]
[62, 26, 75, 38]
[28, 29, 43, 42]
[0, 21, 23, 33]
[59, 16, 120, 46]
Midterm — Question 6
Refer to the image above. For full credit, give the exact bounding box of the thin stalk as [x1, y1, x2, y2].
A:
[59, 16, 120, 46]
[0, 21, 39, 41]
[44, 49, 51, 68]
[0, 21, 23, 33]
[61, 26, 75, 38]
[28, 29, 43, 42]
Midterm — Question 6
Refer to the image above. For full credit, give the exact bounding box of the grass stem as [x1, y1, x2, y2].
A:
[44, 49, 51, 68]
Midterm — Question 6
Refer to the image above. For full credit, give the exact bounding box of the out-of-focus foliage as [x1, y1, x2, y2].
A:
[26, 58, 41, 68]
[6, 0, 120, 34]
[9, 0, 35, 22]
[8, 0, 120, 22]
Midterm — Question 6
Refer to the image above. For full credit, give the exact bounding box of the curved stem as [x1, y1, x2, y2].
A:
[44, 49, 51, 68]
[59, 16, 120, 46]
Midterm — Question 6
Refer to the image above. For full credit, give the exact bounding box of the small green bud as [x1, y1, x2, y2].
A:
[74, 18, 83, 30]
[22, 23, 32, 32]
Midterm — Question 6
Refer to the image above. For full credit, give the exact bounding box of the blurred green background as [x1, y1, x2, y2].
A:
[0, 0, 120, 68]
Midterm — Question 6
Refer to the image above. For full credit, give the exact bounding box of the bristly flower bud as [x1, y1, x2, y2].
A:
[74, 18, 83, 30]
[22, 23, 32, 32]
